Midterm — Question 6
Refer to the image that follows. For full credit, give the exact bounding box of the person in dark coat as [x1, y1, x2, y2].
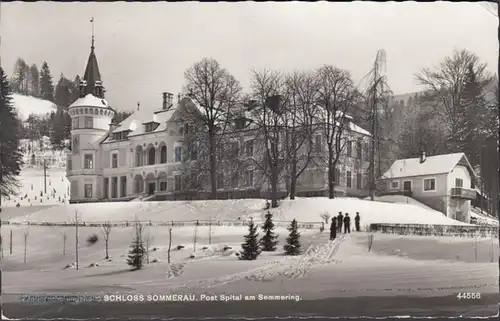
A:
[337, 212, 343, 233]
[344, 213, 351, 234]
[330, 217, 337, 241]
[355, 212, 361, 232]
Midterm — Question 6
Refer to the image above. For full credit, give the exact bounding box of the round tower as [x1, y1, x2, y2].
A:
[67, 38, 115, 203]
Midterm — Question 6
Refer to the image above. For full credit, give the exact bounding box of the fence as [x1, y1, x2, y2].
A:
[0, 219, 324, 230]
[369, 223, 499, 238]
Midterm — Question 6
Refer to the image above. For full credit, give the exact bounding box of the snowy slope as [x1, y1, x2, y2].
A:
[11, 94, 56, 121]
[10, 197, 469, 226]
[1, 167, 70, 208]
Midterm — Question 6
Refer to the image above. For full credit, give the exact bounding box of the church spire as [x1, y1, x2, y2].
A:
[80, 17, 104, 99]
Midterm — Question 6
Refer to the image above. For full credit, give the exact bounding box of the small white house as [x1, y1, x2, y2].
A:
[381, 152, 476, 223]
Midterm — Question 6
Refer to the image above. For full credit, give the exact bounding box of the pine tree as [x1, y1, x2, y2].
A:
[126, 221, 146, 270]
[0, 67, 23, 207]
[71, 75, 81, 102]
[29, 64, 40, 97]
[39, 62, 54, 102]
[260, 210, 278, 251]
[55, 74, 72, 110]
[284, 219, 301, 256]
[239, 219, 261, 260]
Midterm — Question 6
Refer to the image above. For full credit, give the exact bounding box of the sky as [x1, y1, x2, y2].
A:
[1, 1, 498, 113]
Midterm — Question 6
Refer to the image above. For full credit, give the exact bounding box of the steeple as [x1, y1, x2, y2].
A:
[80, 17, 105, 99]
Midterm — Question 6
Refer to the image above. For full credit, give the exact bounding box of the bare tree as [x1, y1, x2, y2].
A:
[314, 65, 356, 199]
[167, 228, 172, 264]
[74, 210, 80, 270]
[415, 49, 491, 151]
[23, 230, 29, 264]
[101, 221, 112, 259]
[283, 71, 318, 199]
[143, 227, 154, 264]
[248, 69, 290, 208]
[183, 58, 242, 199]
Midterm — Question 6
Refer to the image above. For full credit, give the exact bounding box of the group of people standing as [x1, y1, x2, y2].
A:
[330, 212, 361, 241]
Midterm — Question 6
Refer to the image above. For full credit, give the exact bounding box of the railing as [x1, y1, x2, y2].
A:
[451, 187, 476, 200]
[369, 223, 498, 238]
[0, 219, 324, 230]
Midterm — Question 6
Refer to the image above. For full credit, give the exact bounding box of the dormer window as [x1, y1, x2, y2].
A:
[145, 122, 159, 133]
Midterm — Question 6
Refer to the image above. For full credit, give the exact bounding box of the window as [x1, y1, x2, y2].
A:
[103, 178, 109, 199]
[111, 153, 118, 168]
[135, 148, 143, 166]
[391, 181, 399, 189]
[148, 148, 156, 165]
[423, 178, 436, 191]
[235, 118, 246, 130]
[314, 135, 322, 153]
[245, 170, 254, 186]
[230, 142, 239, 157]
[334, 168, 341, 186]
[72, 117, 79, 130]
[145, 122, 159, 133]
[190, 146, 198, 161]
[231, 173, 239, 188]
[160, 146, 167, 163]
[183, 123, 189, 136]
[356, 141, 362, 159]
[403, 180, 412, 191]
[346, 171, 352, 188]
[347, 141, 353, 157]
[217, 173, 224, 189]
[455, 178, 463, 188]
[84, 184, 92, 198]
[120, 176, 127, 198]
[84, 154, 93, 169]
[245, 140, 254, 157]
[356, 173, 362, 189]
[364, 142, 370, 162]
[174, 147, 182, 162]
[84, 116, 93, 129]
[111, 177, 118, 198]
[160, 181, 167, 191]
[174, 175, 182, 191]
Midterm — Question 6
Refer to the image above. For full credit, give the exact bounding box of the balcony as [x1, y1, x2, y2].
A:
[451, 187, 476, 200]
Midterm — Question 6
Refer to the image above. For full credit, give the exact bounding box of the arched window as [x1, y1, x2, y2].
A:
[135, 146, 143, 167]
[148, 147, 156, 165]
[160, 146, 167, 164]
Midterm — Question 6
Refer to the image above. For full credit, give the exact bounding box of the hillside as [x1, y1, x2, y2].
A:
[11, 93, 56, 121]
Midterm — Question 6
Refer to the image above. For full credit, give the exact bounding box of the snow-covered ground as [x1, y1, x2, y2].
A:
[11, 94, 56, 121]
[370, 195, 499, 226]
[1, 167, 70, 208]
[9, 197, 470, 226]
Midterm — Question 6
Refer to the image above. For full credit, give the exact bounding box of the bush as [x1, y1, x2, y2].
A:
[87, 233, 99, 245]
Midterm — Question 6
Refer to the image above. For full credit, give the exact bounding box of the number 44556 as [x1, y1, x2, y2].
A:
[457, 292, 481, 300]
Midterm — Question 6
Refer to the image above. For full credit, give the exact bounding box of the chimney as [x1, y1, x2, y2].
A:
[420, 151, 426, 163]
[162, 92, 173, 110]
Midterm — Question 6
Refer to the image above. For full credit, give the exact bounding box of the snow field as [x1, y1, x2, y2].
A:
[11, 94, 56, 121]
[1, 168, 70, 208]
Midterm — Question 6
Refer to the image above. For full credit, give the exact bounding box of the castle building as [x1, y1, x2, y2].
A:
[67, 42, 372, 203]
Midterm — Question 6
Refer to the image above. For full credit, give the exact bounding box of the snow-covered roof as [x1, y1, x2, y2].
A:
[69, 94, 111, 109]
[382, 152, 473, 180]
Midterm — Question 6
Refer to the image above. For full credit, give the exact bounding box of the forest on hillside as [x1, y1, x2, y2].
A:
[9, 57, 131, 150]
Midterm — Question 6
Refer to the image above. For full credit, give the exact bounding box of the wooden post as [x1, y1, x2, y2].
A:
[167, 228, 172, 264]
[23, 232, 28, 264]
[208, 218, 212, 245]
[9, 230, 12, 255]
[63, 233, 67, 256]
[75, 212, 79, 270]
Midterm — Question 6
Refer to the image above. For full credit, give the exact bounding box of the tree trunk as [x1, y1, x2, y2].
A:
[105, 240, 109, 259]
[289, 161, 297, 200]
[208, 133, 217, 200]
[270, 166, 279, 208]
[327, 153, 335, 199]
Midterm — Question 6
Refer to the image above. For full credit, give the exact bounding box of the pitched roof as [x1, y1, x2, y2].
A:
[382, 152, 473, 179]
[82, 48, 103, 98]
